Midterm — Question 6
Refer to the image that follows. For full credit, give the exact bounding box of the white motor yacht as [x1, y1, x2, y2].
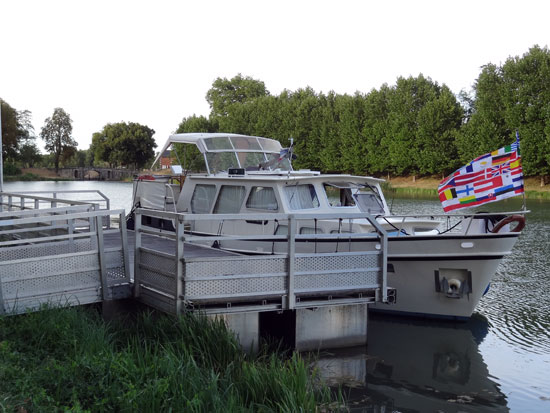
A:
[129, 133, 526, 320]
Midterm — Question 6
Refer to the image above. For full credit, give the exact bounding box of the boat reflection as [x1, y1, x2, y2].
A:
[312, 314, 508, 412]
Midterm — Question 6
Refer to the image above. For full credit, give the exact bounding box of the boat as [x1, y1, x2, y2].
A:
[128, 132, 526, 320]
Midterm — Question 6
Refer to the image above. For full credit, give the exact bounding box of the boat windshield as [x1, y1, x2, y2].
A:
[353, 184, 386, 214]
[201, 136, 292, 174]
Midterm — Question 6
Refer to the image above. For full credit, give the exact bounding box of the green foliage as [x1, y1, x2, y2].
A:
[177, 114, 216, 133]
[196, 74, 464, 177]
[206, 73, 269, 117]
[18, 142, 42, 168]
[40, 107, 77, 173]
[456, 45, 550, 176]
[2, 162, 21, 176]
[91, 122, 157, 169]
[0, 99, 35, 160]
[0, 307, 335, 412]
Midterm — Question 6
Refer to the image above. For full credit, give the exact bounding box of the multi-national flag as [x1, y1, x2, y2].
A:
[438, 133, 524, 212]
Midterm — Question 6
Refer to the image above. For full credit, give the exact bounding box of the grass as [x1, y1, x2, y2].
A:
[0, 306, 341, 412]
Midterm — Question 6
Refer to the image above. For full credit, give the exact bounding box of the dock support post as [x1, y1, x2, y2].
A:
[295, 304, 368, 351]
[211, 312, 259, 353]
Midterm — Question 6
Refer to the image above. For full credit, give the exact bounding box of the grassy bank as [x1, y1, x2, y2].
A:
[0, 307, 339, 412]
[385, 176, 550, 200]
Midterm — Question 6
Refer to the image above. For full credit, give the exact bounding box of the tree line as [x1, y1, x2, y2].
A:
[0, 102, 156, 174]
[178, 45, 550, 178]
[2, 44, 549, 178]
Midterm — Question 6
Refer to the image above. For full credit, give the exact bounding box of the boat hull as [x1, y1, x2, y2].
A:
[211, 232, 520, 319]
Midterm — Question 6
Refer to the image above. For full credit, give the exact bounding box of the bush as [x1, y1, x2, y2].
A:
[2, 163, 21, 176]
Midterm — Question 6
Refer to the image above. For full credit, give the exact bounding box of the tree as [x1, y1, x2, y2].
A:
[457, 45, 550, 176]
[1, 99, 35, 160]
[92, 122, 156, 169]
[176, 115, 215, 133]
[206, 74, 269, 118]
[18, 142, 42, 168]
[41, 108, 77, 173]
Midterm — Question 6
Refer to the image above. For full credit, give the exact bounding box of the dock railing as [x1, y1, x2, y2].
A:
[0, 192, 131, 315]
[0, 190, 111, 228]
[133, 208, 390, 315]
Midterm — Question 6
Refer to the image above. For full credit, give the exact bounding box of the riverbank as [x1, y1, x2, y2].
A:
[386, 176, 550, 199]
[0, 306, 339, 412]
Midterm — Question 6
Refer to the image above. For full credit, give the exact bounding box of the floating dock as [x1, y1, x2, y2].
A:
[0, 192, 393, 351]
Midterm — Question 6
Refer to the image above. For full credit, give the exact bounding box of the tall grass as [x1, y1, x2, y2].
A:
[0, 307, 340, 412]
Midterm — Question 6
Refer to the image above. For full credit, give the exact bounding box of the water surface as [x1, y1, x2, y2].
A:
[4, 181, 549, 411]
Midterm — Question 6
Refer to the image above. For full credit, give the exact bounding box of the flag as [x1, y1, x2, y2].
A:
[438, 132, 524, 212]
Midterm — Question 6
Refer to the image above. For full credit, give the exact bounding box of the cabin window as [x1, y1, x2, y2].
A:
[284, 184, 319, 210]
[214, 185, 246, 213]
[246, 186, 278, 211]
[190, 184, 216, 213]
[324, 183, 356, 207]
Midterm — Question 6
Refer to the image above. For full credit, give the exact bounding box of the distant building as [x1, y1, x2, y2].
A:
[160, 150, 172, 169]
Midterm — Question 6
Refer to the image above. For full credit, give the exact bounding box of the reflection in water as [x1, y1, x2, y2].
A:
[314, 314, 508, 412]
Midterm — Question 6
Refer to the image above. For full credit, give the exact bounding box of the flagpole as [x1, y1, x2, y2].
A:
[516, 130, 526, 212]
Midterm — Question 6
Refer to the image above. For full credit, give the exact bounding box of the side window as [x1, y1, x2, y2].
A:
[246, 186, 278, 211]
[213, 185, 246, 213]
[190, 184, 216, 213]
[324, 184, 356, 207]
[284, 184, 320, 210]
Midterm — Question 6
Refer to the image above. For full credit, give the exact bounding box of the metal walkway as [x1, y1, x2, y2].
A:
[0, 192, 391, 317]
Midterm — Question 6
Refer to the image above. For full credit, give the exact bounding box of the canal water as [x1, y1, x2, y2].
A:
[3, 181, 549, 412]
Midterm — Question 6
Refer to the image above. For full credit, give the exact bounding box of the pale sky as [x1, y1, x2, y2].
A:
[1, 0, 548, 153]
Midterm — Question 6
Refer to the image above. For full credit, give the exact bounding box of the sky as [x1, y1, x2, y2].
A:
[1, 0, 549, 153]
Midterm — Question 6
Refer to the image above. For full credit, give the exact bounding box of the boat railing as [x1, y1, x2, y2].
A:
[381, 210, 528, 236]
[132, 208, 391, 314]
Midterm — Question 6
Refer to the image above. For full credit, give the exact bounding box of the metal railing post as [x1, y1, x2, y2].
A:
[175, 215, 185, 314]
[0, 271, 5, 315]
[119, 211, 131, 284]
[287, 214, 296, 310]
[134, 209, 142, 298]
[381, 227, 388, 303]
[95, 214, 109, 301]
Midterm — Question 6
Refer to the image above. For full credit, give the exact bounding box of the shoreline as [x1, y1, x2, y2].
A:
[4, 169, 550, 199]
[385, 175, 550, 200]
